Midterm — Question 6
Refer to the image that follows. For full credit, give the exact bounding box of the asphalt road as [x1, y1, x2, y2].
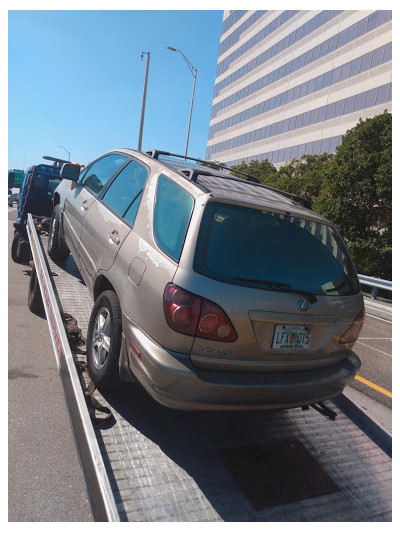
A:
[352, 309, 392, 409]
[8, 208, 92, 521]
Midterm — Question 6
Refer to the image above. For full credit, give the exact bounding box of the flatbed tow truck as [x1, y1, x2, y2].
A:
[26, 213, 392, 522]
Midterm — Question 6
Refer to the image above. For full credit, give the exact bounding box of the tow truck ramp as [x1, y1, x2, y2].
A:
[27, 214, 392, 522]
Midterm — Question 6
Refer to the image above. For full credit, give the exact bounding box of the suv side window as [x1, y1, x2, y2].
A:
[123, 191, 144, 226]
[154, 174, 194, 262]
[82, 154, 127, 194]
[102, 159, 148, 223]
[78, 165, 89, 181]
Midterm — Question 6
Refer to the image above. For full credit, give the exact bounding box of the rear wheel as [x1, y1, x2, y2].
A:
[48, 205, 70, 262]
[11, 234, 19, 262]
[28, 263, 44, 314]
[11, 230, 31, 264]
[87, 290, 122, 388]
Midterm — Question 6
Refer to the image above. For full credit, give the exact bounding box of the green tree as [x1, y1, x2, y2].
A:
[224, 111, 391, 279]
[273, 153, 335, 206]
[202, 160, 227, 171]
[231, 158, 277, 184]
[315, 111, 392, 278]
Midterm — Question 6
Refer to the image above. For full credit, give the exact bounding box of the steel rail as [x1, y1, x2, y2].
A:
[358, 274, 392, 299]
[26, 214, 120, 522]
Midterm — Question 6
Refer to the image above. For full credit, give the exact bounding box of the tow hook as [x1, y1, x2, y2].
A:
[302, 402, 337, 420]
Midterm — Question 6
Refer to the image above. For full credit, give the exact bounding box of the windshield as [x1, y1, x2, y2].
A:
[194, 202, 360, 297]
[32, 172, 61, 194]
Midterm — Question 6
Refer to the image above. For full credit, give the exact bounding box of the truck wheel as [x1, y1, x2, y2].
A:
[28, 263, 44, 314]
[87, 290, 122, 388]
[11, 234, 20, 262]
[11, 231, 31, 264]
[48, 205, 70, 262]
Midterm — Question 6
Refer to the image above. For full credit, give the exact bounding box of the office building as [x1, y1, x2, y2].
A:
[206, 10, 392, 167]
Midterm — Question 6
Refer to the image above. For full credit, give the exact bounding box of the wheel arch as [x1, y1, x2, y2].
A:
[53, 192, 61, 207]
[93, 275, 117, 302]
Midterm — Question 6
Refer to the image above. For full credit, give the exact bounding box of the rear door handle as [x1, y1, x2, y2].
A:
[80, 200, 88, 211]
[108, 230, 120, 245]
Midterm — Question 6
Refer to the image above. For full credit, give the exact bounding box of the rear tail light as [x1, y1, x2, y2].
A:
[339, 309, 365, 344]
[163, 283, 237, 342]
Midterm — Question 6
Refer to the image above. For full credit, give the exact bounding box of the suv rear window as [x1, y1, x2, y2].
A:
[194, 202, 360, 296]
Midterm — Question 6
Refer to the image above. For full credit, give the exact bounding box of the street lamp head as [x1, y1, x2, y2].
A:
[167, 46, 177, 52]
[58, 145, 70, 161]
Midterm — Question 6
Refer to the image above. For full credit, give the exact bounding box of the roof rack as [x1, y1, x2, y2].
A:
[143, 149, 311, 209]
[144, 149, 259, 183]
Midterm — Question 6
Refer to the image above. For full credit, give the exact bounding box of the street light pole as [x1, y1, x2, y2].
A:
[184, 67, 197, 159]
[167, 47, 197, 158]
[138, 51, 150, 152]
[58, 145, 70, 161]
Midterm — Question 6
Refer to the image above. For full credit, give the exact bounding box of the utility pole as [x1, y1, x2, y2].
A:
[138, 51, 150, 152]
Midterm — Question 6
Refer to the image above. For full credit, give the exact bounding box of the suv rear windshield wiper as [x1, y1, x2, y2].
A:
[233, 277, 317, 304]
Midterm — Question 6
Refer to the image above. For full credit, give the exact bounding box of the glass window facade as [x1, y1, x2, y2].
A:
[225, 134, 344, 167]
[211, 10, 391, 119]
[207, 83, 392, 159]
[219, 11, 267, 57]
[208, 43, 391, 140]
[215, 10, 339, 94]
[208, 10, 391, 168]
[221, 10, 247, 36]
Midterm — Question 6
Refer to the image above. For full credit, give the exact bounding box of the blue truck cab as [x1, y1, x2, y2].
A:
[11, 156, 75, 263]
[16, 163, 63, 224]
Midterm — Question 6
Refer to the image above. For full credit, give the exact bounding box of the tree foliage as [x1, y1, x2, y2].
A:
[227, 112, 392, 279]
[272, 153, 335, 206]
[231, 158, 277, 183]
[315, 111, 392, 278]
[202, 160, 227, 171]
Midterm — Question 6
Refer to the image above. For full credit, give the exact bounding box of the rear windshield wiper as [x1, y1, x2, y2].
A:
[233, 277, 317, 304]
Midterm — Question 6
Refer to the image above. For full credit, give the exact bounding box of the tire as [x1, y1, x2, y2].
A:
[48, 205, 70, 262]
[11, 231, 31, 264]
[11, 234, 20, 262]
[28, 263, 44, 314]
[87, 290, 122, 388]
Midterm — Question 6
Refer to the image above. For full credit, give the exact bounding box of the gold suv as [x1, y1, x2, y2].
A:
[49, 149, 364, 411]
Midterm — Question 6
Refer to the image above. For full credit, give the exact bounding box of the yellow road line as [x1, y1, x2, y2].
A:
[355, 375, 392, 398]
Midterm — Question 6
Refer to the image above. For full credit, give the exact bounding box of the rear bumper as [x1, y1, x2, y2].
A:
[123, 318, 361, 411]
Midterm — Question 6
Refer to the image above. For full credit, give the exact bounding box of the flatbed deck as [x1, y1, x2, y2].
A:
[28, 217, 392, 522]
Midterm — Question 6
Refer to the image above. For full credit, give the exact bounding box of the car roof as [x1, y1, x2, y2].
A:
[174, 164, 302, 207]
[113, 148, 332, 224]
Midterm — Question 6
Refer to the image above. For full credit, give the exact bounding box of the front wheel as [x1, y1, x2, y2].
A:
[48, 205, 70, 262]
[87, 290, 122, 388]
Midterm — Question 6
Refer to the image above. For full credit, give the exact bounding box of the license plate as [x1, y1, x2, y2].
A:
[272, 325, 311, 349]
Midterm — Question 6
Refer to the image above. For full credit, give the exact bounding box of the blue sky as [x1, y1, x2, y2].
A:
[8, 9, 223, 170]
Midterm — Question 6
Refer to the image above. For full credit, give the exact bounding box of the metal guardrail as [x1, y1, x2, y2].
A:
[358, 274, 392, 300]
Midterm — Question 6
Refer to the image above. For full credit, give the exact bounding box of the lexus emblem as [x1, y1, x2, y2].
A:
[297, 298, 309, 311]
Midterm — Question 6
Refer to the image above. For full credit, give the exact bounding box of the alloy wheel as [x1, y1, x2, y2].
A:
[91, 307, 111, 369]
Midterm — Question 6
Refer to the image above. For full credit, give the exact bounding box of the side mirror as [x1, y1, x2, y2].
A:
[60, 163, 81, 182]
